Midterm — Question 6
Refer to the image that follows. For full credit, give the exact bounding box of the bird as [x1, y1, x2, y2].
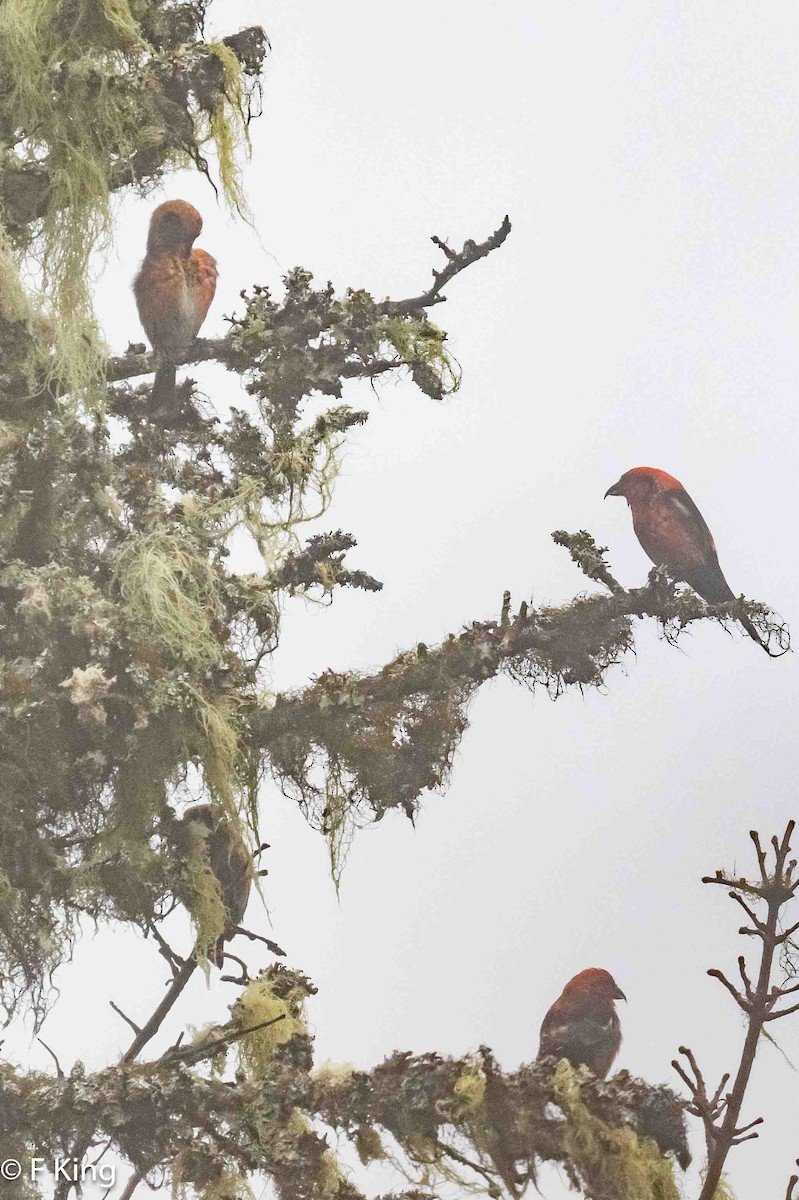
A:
[177, 803, 252, 967]
[605, 466, 778, 655]
[538, 968, 626, 1078]
[133, 199, 218, 414]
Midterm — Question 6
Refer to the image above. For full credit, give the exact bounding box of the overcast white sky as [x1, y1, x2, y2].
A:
[7, 2, 799, 1197]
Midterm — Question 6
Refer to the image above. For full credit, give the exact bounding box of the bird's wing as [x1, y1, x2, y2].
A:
[539, 1010, 620, 1077]
[667, 487, 718, 561]
[662, 484, 719, 559]
[668, 488, 735, 603]
[186, 249, 218, 333]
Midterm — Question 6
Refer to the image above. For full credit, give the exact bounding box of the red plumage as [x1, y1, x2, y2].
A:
[537, 968, 625, 1078]
[605, 466, 774, 654]
[133, 200, 218, 414]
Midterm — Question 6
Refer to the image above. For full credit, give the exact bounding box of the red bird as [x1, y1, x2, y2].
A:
[538, 968, 625, 1078]
[133, 200, 218, 413]
[605, 466, 776, 655]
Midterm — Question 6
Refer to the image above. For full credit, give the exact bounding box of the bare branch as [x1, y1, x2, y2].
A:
[37, 1038, 64, 1078]
[707, 969, 750, 1013]
[122, 956, 198, 1064]
[116, 1171, 144, 1200]
[730, 892, 766, 934]
[380, 216, 512, 316]
[109, 1001, 142, 1037]
[689, 824, 799, 1200]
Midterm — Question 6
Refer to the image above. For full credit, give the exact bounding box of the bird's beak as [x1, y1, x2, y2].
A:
[604, 480, 623, 499]
[614, 986, 627, 1002]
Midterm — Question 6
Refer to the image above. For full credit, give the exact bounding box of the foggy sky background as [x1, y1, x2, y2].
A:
[6, 2, 799, 1196]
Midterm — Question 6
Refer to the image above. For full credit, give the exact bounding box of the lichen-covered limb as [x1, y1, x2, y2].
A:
[104, 215, 513, 392]
[0, 220, 510, 1020]
[0, 1029, 688, 1200]
[313, 1050, 689, 1195]
[253, 532, 788, 824]
[0, 24, 269, 233]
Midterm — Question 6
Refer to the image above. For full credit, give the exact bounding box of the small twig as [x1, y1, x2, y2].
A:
[37, 1038, 64, 1078]
[161, 1013, 286, 1066]
[438, 1140, 499, 1188]
[381, 216, 511, 316]
[110, 1000, 142, 1037]
[551, 529, 624, 594]
[229, 924, 285, 957]
[707, 969, 749, 1014]
[122, 954, 198, 1064]
[145, 920, 186, 975]
[220, 951, 251, 985]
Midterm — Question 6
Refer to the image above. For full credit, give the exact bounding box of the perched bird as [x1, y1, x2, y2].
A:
[177, 804, 251, 968]
[133, 200, 218, 413]
[538, 968, 625, 1078]
[605, 466, 777, 655]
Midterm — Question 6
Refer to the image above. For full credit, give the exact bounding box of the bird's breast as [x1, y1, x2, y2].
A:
[632, 497, 707, 572]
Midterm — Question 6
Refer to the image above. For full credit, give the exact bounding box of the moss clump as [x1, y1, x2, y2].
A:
[354, 1125, 386, 1165]
[115, 523, 224, 670]
[383, 312, 460, 399]
[451, 1061, 487, 1118]
[553, 1061, 681, 1200]
[231, 967, 310, 1075]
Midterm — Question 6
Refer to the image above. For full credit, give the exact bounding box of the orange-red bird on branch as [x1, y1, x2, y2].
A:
[133, 199, 218, 413]
[537, 968, 625, 1078]
[605, 466, 777, 655]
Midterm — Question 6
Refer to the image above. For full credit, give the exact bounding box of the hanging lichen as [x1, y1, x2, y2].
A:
[202, 41, 253, 217]
[553, 1061, 682, 1200]
[0, 0, 261, 404]
[231, 965, 313, 1076]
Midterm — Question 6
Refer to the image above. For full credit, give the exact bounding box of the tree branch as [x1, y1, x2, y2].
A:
[676, 823, 799, 1200]
[0, 27, 269, 233]
[104, 216, 512, 392]
[379, 215, 511, 315]
[252, 536, 787, 823]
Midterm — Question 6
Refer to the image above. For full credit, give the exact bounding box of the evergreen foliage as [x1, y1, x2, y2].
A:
[0, 3, 786, 1197]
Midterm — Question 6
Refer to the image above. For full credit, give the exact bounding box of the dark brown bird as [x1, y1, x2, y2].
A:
[538, 968, 626, 1078]
[178, 804, 251, 967]
[133, 199, 218, 413]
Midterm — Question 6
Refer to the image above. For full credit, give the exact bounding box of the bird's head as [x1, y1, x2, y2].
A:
[562, 967, 627, 1005]
[182, 803, 215, 832]
[604, 466, 682, 505]
[147, 200, 203, 256]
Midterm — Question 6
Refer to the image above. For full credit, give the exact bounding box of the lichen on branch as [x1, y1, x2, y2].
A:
[0, 962, 689, 1200]
[255, 531, 788, 877]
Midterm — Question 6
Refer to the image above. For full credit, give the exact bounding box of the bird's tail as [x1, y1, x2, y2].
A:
[740, 612, 784, 657]
[150, 362, 177, 413]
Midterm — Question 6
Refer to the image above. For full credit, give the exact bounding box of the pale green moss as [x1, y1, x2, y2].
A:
[232, 974, 308, 1075]
[553, 1061, 681, 1200]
